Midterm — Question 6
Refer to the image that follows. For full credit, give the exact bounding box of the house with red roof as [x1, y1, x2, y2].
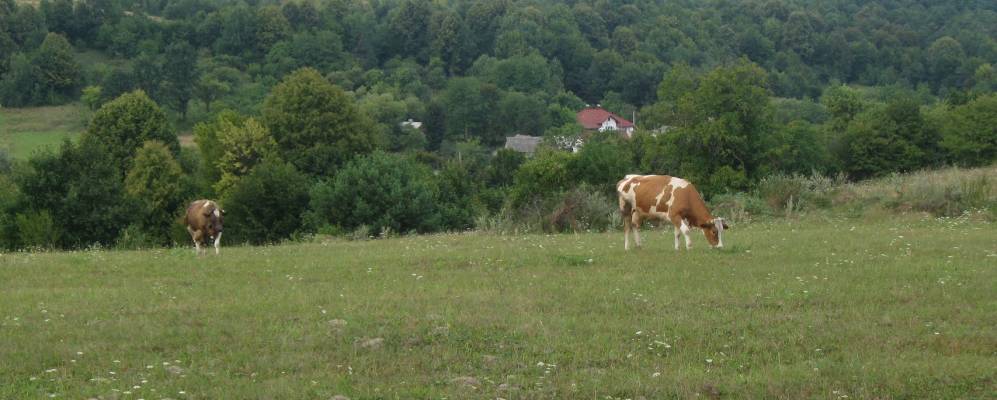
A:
[576, 106, 635, 138]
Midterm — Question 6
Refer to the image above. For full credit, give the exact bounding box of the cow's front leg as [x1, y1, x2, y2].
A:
[190, 229, 204, 254]
[213, 232, 222, 255]
[681, 219, 692, 250]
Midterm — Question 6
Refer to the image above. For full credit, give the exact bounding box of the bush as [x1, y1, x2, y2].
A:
[307, 152, 440, 235]
[569, 137, 634, 194]
[756, 173, 842, 214]
[546, 185, 617, 233]
[124, 141, 187, 246]
[436, 161, 481, 231]
[222, 161, 311, 245]
[509, 150, 575, 208]
[16, 141, 132, 248]
[15, 210, 60, 249]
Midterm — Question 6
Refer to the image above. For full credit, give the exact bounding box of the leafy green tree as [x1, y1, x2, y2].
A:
[0, 53, 41, 106]
[499, 91, 545, 136]
[840, 98, 940, 179]
[41, 0, 74, 37]
[430, 9, 464, 75]
[214, 117, 280, 196]
[256, 5, 290, 55]
[33, 33, 78, 99]
[123, 141, 186, 245]
[161, 40, 198, 120]
[132, 52, 162, 101]
[307, 151, 439, 234]
[222, 160, 310, 244]
[262, 68, 380, 177]
[927, 36, 966, 90]
[81, 85, 102, 110]
[939, 94, 997, 166]
[386, 0, 432, 62]
[83, 90, 176, 175]
[669, 60, 773, 193]
[821, 85, 865, 131]
[193, 111, 243, 190]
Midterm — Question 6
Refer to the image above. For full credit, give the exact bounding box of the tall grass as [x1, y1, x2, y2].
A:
[710, 166, 997, 221]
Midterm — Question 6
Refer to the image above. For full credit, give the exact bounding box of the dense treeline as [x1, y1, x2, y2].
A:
[0, 0, 995, 249]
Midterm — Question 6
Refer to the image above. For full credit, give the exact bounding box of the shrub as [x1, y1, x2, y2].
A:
[569, 138, 634, 194]
[509, 150, 575, 208]
[15, 210, 60, 249]
[436, 161, 481, 231]
[307, 152, 439, 235]
[124, 141, 187, 246]
[546, 185, 617, 233]
[16, 141, 132, 248]
[222, 161, 311, 244]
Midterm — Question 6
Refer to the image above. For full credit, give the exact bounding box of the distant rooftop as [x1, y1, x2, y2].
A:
[504, 134, 542, 155]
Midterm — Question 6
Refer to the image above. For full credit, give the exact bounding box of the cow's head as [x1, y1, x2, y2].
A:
[203, 205, 224, 238]
[702, 217, 730, 248]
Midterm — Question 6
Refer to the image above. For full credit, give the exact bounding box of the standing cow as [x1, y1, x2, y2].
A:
[184, 199, 224, 254]
[616, 174, 729, 250]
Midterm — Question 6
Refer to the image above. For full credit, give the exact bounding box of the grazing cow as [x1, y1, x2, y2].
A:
[184, 199, 224, 254]
[616, 174, 729, 250]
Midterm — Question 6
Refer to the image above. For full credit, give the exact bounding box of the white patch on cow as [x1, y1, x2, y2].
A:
[669, 177, 689, 189]
[213, 208, 220, 218]
[201, 200, 213, 210]
[213, 232, 222, 255]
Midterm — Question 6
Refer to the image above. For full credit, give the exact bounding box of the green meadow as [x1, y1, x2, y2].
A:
[1, 215, 994, 399]
[0, 104, 85, 159]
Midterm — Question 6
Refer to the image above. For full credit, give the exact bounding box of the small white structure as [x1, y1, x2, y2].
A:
[400, 118, 423, 130]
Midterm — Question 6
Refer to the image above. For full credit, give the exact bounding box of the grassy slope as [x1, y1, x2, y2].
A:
[0, 103, 85, 159]
[1, 216, 994, 399]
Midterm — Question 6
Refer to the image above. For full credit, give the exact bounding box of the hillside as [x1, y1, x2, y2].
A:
[0, 103, 84, 159]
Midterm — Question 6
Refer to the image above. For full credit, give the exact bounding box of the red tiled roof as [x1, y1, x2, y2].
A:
[576, 107, 634, 130]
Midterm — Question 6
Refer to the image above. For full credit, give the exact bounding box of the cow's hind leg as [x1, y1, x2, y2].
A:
[623, 213, 631, 250]
[631, 213, 643, 248]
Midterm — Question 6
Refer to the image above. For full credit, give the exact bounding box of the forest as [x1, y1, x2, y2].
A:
[0, 0, 995, 249]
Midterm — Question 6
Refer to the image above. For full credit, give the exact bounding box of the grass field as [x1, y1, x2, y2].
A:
[1, 215, 994, 399]
[0, 104, 85, 159]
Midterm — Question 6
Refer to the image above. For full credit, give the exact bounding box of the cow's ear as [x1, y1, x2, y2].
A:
[221, 209, 226, 215]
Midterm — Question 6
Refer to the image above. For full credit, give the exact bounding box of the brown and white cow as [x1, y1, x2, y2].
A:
[184, 199, 224, 254]
[616, 174, 729, 250]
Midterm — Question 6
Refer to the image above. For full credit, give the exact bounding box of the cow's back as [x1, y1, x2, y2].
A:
[617, 175, 674, 216]
[185, 200, 210, 228]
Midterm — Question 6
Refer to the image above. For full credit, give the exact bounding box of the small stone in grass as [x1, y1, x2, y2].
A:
[356, 337, 384, 350]
[451, 376, 480, 389]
